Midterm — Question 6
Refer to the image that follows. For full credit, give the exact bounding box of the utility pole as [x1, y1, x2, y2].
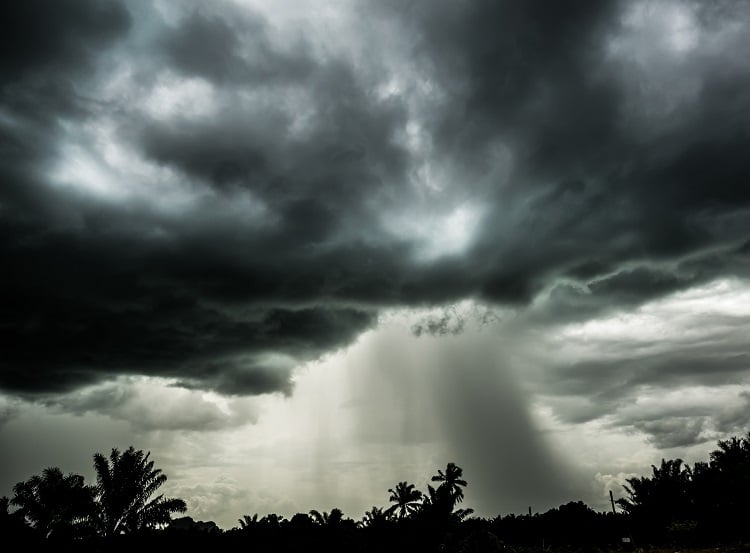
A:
[609, 490, 617, 514]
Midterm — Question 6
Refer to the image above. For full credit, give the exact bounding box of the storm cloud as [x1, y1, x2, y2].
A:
[1, 0, 749, 496]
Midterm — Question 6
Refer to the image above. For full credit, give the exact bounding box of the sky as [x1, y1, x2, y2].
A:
[1, 0, 750, 530]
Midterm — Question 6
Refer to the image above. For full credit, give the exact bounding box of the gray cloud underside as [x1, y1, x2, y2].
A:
[2, 0, 750, 396]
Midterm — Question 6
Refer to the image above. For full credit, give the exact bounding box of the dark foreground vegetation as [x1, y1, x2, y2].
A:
[2, 434, 750, 552]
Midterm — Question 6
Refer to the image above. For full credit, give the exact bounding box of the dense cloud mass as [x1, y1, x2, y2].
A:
[1, 0, 749, 464]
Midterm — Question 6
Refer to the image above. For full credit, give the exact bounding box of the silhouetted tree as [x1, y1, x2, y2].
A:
[288, 512, 315, 531]
[385, 481, 423, 520]
[259, 513, 285, 528]
[691, 432, 750, 540]
[93, 446, 186, 537]
[453, 506, 475, 521]
[421, 483, 474, 522]
[360, 506, 390, 528]
[418, 468, 474, 553]
[10, 467, 96, 539]
[617, 458, 692, 541]
[309, 508, 345, 527]
[237, 513, 258, 529]
[708, 434, 750, 513]
[431, 462, 468, 506]
[0, 495, 36, 542]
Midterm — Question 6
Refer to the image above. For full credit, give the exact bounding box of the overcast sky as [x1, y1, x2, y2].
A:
[2, 0, 750, 529]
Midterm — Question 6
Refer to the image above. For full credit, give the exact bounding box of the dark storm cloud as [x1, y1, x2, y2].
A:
[0, 0, 131, 208]
[0, 222, 376, 394]
[554, 335, 749, 402]
[0, 0, 130, 84]
[162, 7, 314, 84]
[134, 58, 409, 212]
[386, 0, 750, 302]
[178, 362, 293, 397]
[539, 342, 749, 434]
[632, 418, 706, 449]
[537, 241, 750, 324]
[2, 0, 750, 398]
[0, 0, 382, 396]
[716, 391, 750, 434]
[393, 0, 621, 154]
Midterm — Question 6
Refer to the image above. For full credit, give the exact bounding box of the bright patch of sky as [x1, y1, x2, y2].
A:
[385, 202, 485, 260]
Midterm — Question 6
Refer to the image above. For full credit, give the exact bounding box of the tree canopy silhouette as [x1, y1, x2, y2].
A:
[6, 433, 750, 549]
[614, 432, 750, 543]
[385, 481, 423, 520]
[237, 513, 259, 529]
[10, 467, 96, 539]
[431, 462, 468, 506]
[309, 508, 345, 526]
[360, 506, 389, 528]
[617, 457, 692, 518]
[93, 446, 186, 537]
[412, 462, 474, 534]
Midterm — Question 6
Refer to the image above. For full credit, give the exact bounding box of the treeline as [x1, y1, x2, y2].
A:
[2, 434, 750, 552]
[616, 432, 750, 544]
[1, 446, 186, 547]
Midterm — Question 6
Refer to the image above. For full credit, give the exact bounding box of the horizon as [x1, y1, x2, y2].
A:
[7, 432, 748, 531]
[2, 0, 750, 531]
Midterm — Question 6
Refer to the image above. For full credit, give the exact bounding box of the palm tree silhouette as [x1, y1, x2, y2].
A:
[93, 446, 186, 537]
[238, 513, 259, 529]
[421, 483, 454, 517]
[431, 462, 468, 506]
[386, 481, 423, 520]
[259, 512, 285, 527]
[309, 508, 344, 526]
[617, 458, 692, 516]
[360, 506, 390, 528]
[10, 467, 95, 539]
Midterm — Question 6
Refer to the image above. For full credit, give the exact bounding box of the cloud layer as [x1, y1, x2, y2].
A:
[1, 0, 749, 404]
